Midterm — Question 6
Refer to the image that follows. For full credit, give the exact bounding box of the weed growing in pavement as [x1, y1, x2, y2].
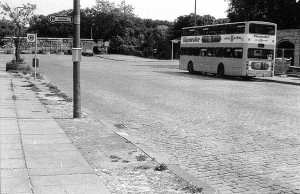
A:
[31, 84, 42, 92]
[182, 183, 203, 194]
[21, 83, 35, 87]
[154, 163, 168, 171]
[110, 155, 122, 162]
[12, 95, 17, 100]
[136, 154, 147, 161]
[133, 165, 152, 170]
[44, 83, 72, 102]
[10, 82, 14, 91]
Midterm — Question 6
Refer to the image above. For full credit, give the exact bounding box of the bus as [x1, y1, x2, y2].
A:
[179, 21, 277, 78]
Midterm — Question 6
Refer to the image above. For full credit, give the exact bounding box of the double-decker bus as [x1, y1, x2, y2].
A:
[179, 21, 277, 78]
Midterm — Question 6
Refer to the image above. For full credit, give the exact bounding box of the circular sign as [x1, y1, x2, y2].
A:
[27, 34, 36, 42]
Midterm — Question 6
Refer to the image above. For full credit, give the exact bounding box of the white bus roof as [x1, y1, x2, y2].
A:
[182, 21, 277, 30]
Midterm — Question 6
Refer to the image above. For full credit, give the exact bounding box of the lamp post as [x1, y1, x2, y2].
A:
[73, 0, 81, 118]
[194, 0, 197, 26]
[171, 39, 179, 60]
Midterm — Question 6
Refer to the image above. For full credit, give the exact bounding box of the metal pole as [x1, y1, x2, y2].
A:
[73, 0, 81, 118]
[194, 0, 197, 26]
[34, 33, 37, 81]
[90, 26, 92, 39]
[171, 40, 174, 60]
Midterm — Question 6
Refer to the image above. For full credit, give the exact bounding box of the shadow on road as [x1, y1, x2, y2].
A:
[155, 70, 263, 83]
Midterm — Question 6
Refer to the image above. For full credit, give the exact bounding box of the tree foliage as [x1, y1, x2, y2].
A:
[0, 2, 36, 61]
[226, 0, 300, 29]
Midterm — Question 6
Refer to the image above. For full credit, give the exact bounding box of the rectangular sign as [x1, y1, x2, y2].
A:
[48, 15, 73, 23]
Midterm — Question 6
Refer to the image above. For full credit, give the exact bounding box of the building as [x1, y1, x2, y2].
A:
[276, 29, 300, 67]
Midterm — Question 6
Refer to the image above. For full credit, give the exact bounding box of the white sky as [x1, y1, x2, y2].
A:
[2, 0, 229, 21]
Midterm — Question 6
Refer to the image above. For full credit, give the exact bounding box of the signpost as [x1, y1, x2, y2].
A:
[47, 8, 81, 118]
[27, 33, 37, 80]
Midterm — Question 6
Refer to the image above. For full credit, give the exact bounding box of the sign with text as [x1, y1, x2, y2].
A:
[48, 15, 73, 24]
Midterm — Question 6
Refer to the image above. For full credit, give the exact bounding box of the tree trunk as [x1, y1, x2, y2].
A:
[15, 26, 21, 63]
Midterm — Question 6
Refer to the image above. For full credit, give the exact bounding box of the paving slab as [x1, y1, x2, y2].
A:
[0, 119, 19, 134]
[1, 158, 26, 169]
[18, 119, 65, 135]
[1, 176, 32, 194]
[28, 166, 95, 176]
[1, 148, 23, 159]
[0, 108, 17, 118]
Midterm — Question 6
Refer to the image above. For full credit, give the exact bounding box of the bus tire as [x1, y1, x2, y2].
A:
[217, 64, 225, 77]
[188, 62, 194, 74]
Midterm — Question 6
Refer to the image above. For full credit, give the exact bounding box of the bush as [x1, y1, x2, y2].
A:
[93, 46, 101, 54]
[6, 61, 18, 71]
[6, 60, 30, 72]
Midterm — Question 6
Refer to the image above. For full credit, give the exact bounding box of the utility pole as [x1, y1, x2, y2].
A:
[194, 0, 197, 26]
[73, 0, 81, 118]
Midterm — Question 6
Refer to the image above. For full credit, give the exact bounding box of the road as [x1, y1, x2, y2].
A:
[26, 54, 300, 194]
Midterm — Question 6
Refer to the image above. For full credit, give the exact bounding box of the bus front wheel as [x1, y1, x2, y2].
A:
[217, 64, 225, 77]
[188, 62, 194, 74]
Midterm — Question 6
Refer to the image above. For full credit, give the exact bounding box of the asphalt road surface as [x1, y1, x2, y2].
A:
[26, 54, 300, 194]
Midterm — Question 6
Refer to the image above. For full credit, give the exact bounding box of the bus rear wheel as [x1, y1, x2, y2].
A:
[217, 64, 225, 77]
[188, 62, 194, 74]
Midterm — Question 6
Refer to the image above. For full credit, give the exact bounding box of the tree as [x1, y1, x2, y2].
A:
[170, 14, 227, 40]
[226, 0, 300, 29]
[0, 2, 36, 62]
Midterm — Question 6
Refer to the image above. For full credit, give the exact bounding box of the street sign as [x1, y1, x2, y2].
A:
[27, 34, 36, 42]
[48, 15, 73, 23]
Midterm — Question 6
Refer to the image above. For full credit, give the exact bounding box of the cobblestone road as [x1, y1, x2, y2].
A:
[31, 55, 300, 194]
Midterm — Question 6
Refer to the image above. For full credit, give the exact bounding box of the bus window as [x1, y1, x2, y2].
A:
[215, 48, 224, 57]
[234, 24, 245, 33]
[200, 48, 207, 56]
[224, 48, 232, 58]
[207, 48, 214, 57]
[188, 29, 195, 36]
[248, 49, 274, 59]
[201, 27, 209, 35]
[180, 47, 187, 55]
[233, 48, 243, 58]
[249, 23, 275, 35]
[181, 29, 189, 36]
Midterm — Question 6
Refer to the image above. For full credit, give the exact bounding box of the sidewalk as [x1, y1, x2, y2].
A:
[0, 70, 110, 193]
[254, 75, 300, 86]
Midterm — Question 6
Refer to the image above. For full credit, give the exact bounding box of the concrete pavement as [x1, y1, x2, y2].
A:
[0, 66, 110, 193]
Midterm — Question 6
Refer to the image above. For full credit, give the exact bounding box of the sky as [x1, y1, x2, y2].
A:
[2, 0, 229, 21]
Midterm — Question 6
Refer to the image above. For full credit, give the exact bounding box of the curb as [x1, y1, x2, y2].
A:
[253, 77, 300, 86]
[97, 55, 177, 63]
